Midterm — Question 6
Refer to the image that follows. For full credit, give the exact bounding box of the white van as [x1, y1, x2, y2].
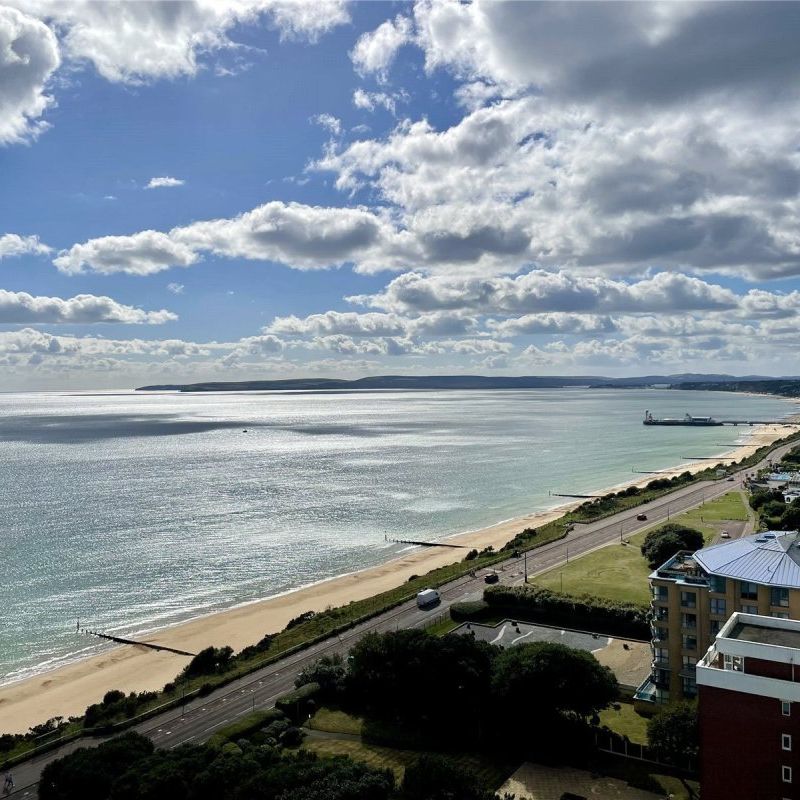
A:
[416, 588, 440, 608]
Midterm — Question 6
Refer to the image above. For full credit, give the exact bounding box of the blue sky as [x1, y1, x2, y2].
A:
[2, 1, 800, 388]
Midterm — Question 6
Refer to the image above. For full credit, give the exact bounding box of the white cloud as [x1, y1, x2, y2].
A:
[0, 233, 51, 258]
[13, 0, 349, 85]
[167, 282, 185, 295]
[0, 289, 177, 324]
[0, 5, 59, 145]
[266, 311, 406, 338]
[350, 14, 412, 79]
[352, 88, 405, 115]
[146, 176, 185, 189]
[312, 113, 342, 137]
[53, 230, 200, 276]
[352, 270, 740, 316]
[413, 1, 800, 109]
[55, 201, 414, 275]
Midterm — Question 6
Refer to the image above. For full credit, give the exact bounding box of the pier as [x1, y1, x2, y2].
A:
[80, 626, 196, 657]
[549, 492, 605, 499]
[385, 535, 466, 549]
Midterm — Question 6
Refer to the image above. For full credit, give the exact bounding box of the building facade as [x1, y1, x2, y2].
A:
[636, 531, 800, 705]
[698, 613, 800, 800]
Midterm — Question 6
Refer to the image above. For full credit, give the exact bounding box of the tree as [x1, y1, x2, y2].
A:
[182, 645, 234, 678]
[345, 629, 496, 736]
[780, 498, 800, 530]
[40, 732, 154, 800]
[401, 755, 498, 800]
[647, 701, 699, 765]
[295, 654, 346, 699]
[491, 642, 617, 720]
[641, 524, 705, 568]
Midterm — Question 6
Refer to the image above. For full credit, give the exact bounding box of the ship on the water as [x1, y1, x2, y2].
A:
[643, 410, 723, 426]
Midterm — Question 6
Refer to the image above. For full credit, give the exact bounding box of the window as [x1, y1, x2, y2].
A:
[653, 585, 669, 602]
[682, 676, 697, 697]
[710, 598, 727, 615]
[783, 734, 792, 751]
[741, 604, 758, 615]
[724, 654, 743, 672]
[772, 587, 790, 608]
[682, 634, 697, 651]
[680, 591, 697, 608]
[710, 619, 722, 636]
[783, 765, 792, 784]
[682, 655, 697, 670]
[740, 581, 759, 601]
[654, 648, 669, 667]
[709, 575, 726, 593]
[782, 700, 791, 717]
[773, 612, 790, 619]
[655, 606, 669, 621]
[682, 613, 697, 629]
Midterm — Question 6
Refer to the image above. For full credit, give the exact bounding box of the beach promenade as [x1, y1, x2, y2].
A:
[6, 435, 798, 798]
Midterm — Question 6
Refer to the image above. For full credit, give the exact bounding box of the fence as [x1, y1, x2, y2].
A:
[593, 728, 697, 774]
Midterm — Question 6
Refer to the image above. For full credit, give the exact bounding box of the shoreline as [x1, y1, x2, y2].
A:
[1, 420, 797, 733]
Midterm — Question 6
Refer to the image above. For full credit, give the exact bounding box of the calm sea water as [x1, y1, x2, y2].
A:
[0, 388, 794, 685]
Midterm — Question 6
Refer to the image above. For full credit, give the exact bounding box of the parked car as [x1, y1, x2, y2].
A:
[727, 476, 736, 481]
[484, 571, 500, 584]
[720, 530, 730, 539]
[636, 513, 648, 521]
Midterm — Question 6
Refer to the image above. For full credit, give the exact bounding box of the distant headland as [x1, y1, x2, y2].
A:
[135, 373, 799, 393]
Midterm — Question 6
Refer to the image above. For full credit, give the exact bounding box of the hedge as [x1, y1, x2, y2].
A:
[482, 585, 649, 639]
[449, 600, 491, 622]
[207, 708, 286, 749]
[275, 682, 321, 722]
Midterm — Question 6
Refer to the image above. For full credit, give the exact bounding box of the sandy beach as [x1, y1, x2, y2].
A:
[1, 421, 797, 733]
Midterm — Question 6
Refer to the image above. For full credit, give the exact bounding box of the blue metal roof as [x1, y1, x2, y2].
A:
[694, 531, 800, 588]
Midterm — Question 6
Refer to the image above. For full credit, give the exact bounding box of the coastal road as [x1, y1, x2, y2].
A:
[7, 440, 793, 797]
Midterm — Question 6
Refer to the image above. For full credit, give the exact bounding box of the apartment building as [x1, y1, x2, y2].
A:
[636, 530, 800, 706]
[697, 612, 800, 800]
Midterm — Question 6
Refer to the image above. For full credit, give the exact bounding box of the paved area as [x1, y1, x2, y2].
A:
[452, 621, 650, 687]
[499, 762, 661, 800]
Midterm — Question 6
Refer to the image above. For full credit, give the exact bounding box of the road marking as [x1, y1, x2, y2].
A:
[490, 625, 507, 645]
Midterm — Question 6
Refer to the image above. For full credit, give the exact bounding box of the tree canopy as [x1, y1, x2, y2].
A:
[641, 524, 705, 568]
[490, 641, 617, 720]
[647, 701, 699, 765]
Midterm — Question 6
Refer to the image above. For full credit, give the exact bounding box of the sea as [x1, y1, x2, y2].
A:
[0, 387, 794, 686]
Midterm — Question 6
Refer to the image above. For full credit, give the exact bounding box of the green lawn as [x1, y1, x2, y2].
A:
[424, 617, 460, 636]
[597, 702, 649, 744]
[306, 709, 364, 736]
[533, 492, 747, 605]
[302, 738, 511, 788]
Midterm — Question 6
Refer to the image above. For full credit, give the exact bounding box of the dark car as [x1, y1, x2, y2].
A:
[484, 571, 500, 584]
[636, 513, 647, 521]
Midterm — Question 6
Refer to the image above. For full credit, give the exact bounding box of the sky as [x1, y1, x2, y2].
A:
[2, 0, 800, 389]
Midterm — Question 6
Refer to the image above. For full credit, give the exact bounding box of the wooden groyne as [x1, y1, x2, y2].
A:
[80, 627, 196, 657]
[385, 536, 466, 549]
[549, 492, 604, 499]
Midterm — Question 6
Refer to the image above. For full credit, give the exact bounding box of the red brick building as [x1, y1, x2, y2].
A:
[698, 613, 800, 799]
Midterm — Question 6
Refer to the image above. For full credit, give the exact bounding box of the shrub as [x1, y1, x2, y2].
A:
[183, 646, 234, 678]
[275, 682, 321, 722]
[286, 611, 317, 630]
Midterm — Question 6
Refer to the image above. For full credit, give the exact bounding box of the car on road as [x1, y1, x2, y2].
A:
[484, 571, 500, 584]
[727, 476, 736, 481]
[720, 530, 730, 539]
[636, 513, 647, 521]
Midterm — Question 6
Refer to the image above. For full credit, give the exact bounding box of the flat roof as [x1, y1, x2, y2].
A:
[729, 621, 800, 650]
